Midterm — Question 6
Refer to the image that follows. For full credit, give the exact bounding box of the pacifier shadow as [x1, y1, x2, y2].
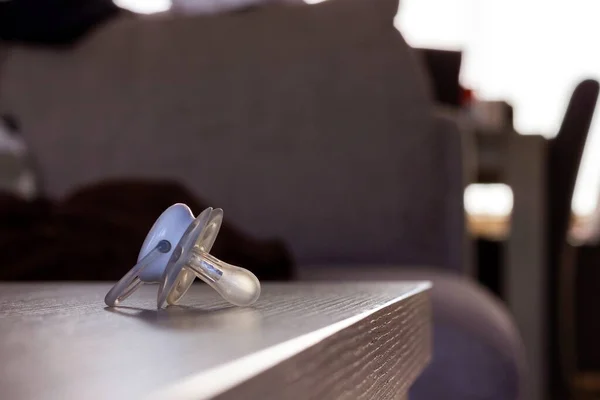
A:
[104, 304, 262, 330]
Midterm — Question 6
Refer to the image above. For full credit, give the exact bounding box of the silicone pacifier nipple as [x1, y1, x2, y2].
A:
[157, 208, 261, 308]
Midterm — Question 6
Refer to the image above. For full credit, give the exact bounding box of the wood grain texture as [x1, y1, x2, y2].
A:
[0, 282, 431, 400]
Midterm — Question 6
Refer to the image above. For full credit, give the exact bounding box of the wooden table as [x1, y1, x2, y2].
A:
[0, 282, 431, 400]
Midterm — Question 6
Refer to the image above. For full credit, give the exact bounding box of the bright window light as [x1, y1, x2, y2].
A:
[397, 0, 600, 217]
[464, 184, 513, 217]
[113, 0, 171, 13]
[394, 0, 474, 51]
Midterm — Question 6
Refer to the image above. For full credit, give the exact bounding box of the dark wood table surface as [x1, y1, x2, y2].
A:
[0, 282, 431, 400]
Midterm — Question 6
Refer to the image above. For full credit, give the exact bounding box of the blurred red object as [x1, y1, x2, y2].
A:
[461, 87, 475, 106]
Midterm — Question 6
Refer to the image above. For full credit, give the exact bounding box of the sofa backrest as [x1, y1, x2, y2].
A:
[0, 0, 466, 271]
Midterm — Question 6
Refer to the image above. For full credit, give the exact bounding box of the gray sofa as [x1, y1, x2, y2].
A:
[0, 0, 526, 397]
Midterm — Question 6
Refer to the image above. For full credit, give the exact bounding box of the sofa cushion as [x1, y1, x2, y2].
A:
[0, 0, 466, 271]
[297, 265, 526, 400]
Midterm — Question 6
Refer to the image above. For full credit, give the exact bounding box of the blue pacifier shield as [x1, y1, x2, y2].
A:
[137, 203, 195, 283]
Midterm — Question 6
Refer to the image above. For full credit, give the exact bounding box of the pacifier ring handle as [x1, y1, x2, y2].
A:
[104, 240, 171, 307]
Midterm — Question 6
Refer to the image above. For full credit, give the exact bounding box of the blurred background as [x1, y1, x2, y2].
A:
[2, 0, 600, 399]
[397, 0, 600, 238]
[120, 0, 600, 223]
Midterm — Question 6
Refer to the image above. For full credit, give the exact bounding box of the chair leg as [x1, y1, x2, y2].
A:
[559, 244, 579, 397]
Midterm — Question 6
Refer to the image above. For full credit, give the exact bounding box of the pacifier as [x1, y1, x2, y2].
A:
[104, 204, 261, 309]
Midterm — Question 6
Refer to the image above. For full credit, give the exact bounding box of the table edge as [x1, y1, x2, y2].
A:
[153, 282, 432, 399]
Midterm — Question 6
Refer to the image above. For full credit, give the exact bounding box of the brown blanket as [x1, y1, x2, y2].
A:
[0, 180, 294, 281]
